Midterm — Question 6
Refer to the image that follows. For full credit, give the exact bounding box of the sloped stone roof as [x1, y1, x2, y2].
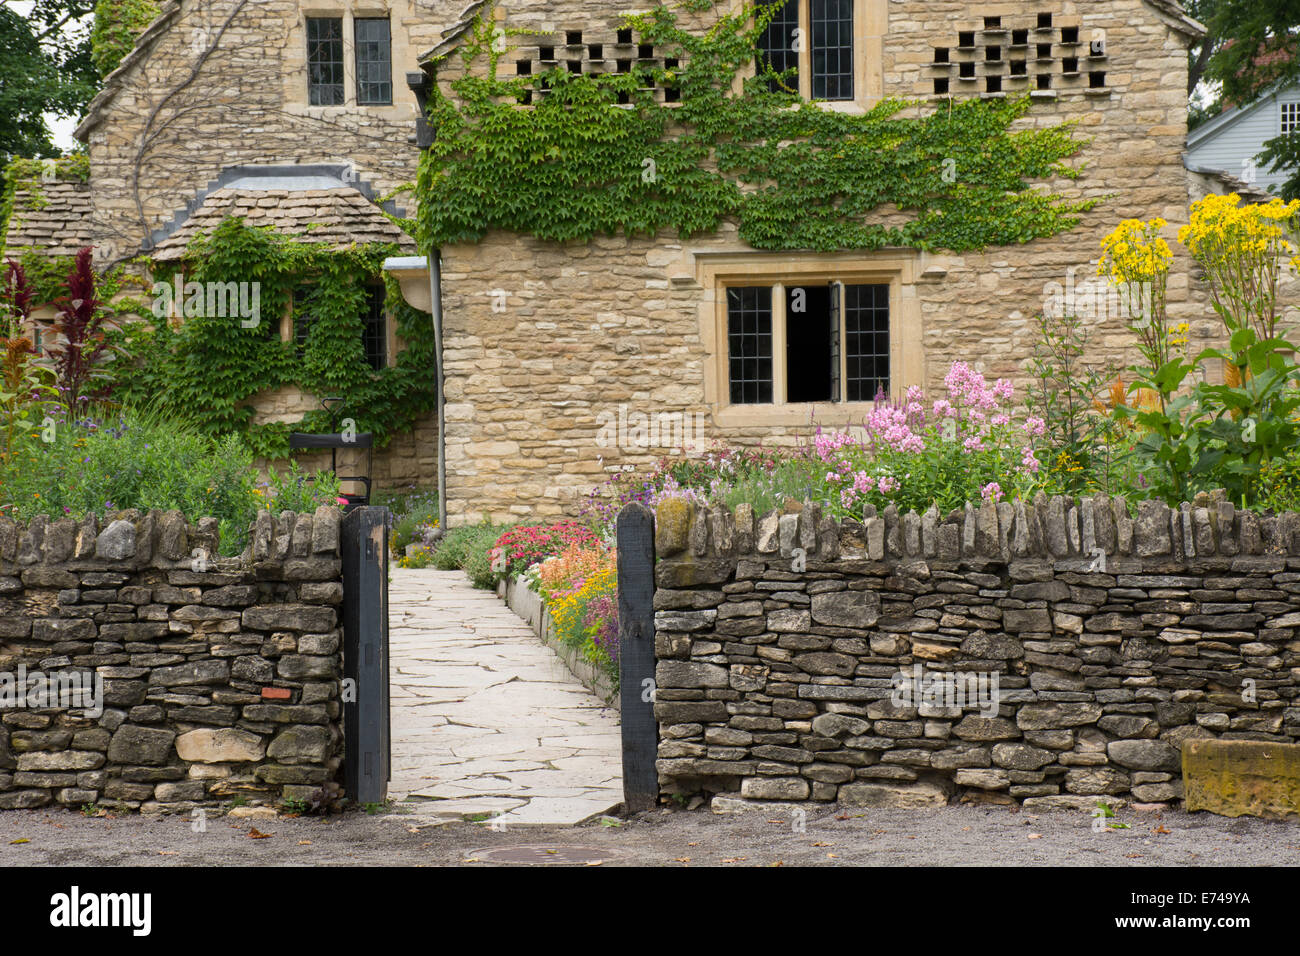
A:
[75, 0, 182, 141]
[151, 186, 416, 261]
[1142, 0, 1207, 40]
[1186, 162, 1276, 204]
[2, 179, 96, 259]
[419, 0, 490, 65]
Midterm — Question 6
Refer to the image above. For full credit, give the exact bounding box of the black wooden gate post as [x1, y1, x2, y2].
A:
[342, 505, 390, 805]
[617, 502, 657, 813]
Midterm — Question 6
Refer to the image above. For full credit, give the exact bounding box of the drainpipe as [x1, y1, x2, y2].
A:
[428, 250, 447, 531]
[405, 68, 447, 530]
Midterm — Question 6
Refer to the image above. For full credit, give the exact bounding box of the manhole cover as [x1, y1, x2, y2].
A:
[467, 845, 623, 866]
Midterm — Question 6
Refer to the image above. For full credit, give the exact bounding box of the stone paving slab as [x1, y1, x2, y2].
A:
[387, 569, 622, 827]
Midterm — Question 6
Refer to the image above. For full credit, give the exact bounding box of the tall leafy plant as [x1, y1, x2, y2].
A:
[1100, 197, 1300, 506]
[1098, 217, 1204, 502]
[1180, 195, 1300, 505]
[47, 246, 114, 411]
[1024, 310, 1126, 495]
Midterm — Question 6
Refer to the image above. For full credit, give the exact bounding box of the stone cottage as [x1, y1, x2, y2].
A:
[2, 0, 467, 488]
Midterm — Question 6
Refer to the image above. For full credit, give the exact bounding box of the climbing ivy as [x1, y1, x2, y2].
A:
[417, 0, 1100, 253]
[107, 217, 437, 459]
[90, 0, 161, 78]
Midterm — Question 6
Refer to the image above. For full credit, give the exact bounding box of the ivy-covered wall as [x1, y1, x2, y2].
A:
[417, 2, 1098, 253]
[109, 218, 437, 463]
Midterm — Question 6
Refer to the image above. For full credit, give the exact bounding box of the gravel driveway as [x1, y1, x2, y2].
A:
[1, 801, 1297, 867]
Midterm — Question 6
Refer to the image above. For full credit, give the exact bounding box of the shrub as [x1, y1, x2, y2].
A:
[0, 406, 339, 554]
[1258, 449, 1300, 514]
[428, 521, 506, 588]
[1100, 198, 1300, 507]
[377, 485, 439, 555]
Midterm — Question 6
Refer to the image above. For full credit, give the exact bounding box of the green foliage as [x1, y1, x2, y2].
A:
[381, 485, 439, 555]
[0, 154, 91, 253]
[1024, 311, 1131, 496]
[90, 0, 160, 78]
[0, 2, 97, 174]
[106, 217, 437, 457]
[417, 1, 1099, 253]
[1189, 332, 1300, 504]
[0, 405, 341, 555]
[1258, 447, 1300, 513]
[1115, 331, 1300, 508]
[1260, 132, 1300, 203]
[429, 520, 507, 588]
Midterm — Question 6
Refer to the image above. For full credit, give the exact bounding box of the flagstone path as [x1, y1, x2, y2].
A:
[386, 569, 623, 827]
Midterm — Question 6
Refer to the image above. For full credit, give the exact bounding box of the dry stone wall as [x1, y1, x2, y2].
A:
[649, 495, 1300, 811]
[0, 507, 346, 812]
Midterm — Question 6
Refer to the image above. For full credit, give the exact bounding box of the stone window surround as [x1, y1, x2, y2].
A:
[691, 249, 923, 429]
[294, 5, 412, 116]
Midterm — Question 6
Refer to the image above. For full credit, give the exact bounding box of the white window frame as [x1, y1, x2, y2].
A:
[1281, 100, 1300, 135]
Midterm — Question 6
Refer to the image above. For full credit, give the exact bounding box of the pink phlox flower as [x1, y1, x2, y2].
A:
[981, 482, 1003, 503]
[1020, 445, 1041, 475]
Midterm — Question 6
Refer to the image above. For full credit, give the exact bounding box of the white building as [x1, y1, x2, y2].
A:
[1186, 79, 1300, 196]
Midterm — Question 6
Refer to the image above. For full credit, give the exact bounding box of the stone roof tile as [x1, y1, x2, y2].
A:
[3, 180, 96, 259]
[151, 186, 415, 261]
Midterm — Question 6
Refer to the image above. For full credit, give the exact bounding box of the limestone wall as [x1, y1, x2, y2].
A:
[0, 507, 346, 812]
[647, 496, 1300, 810]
